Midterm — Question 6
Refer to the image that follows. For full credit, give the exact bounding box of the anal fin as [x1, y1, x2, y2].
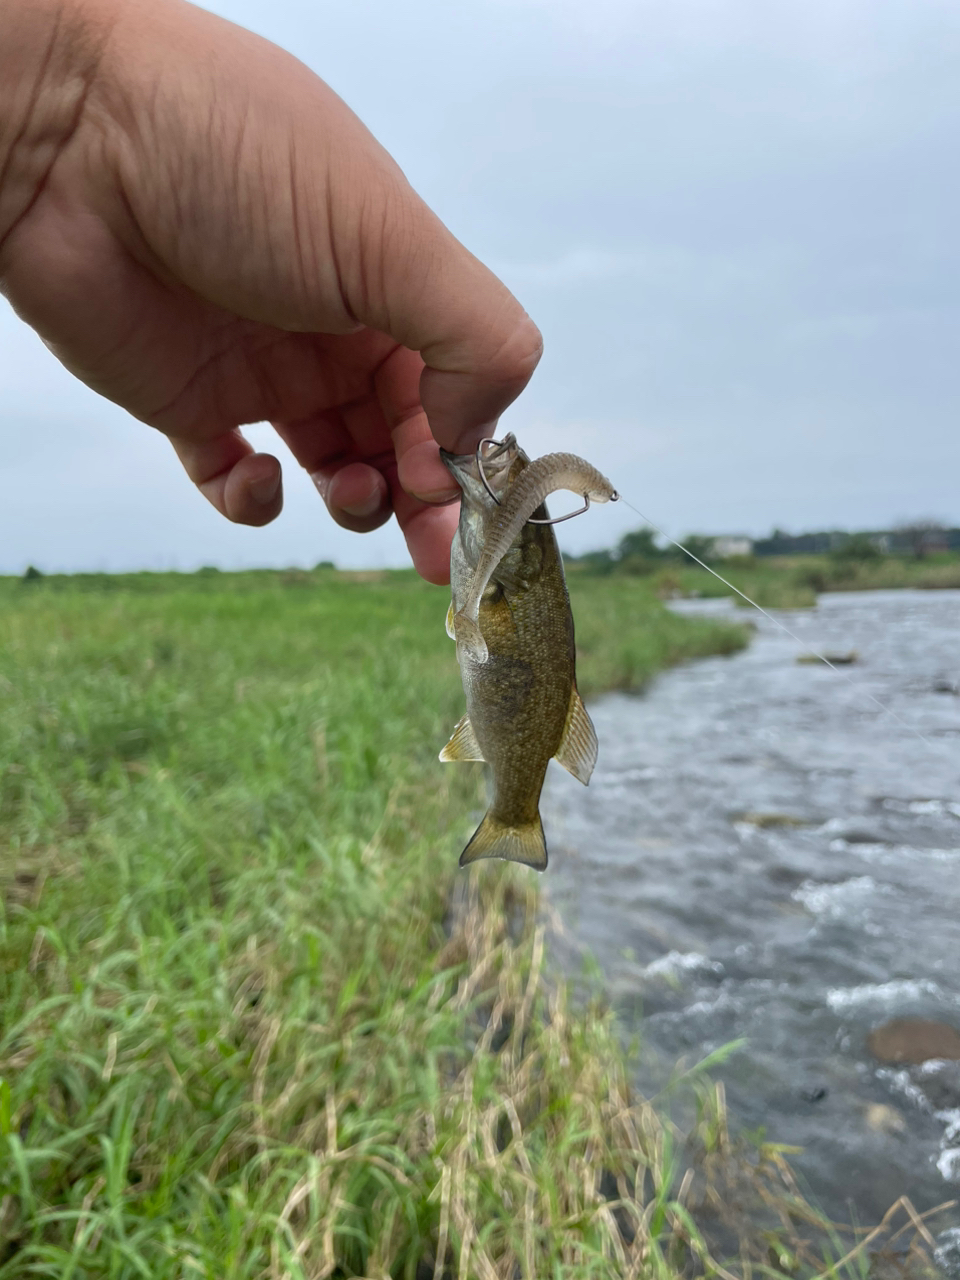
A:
[554, 687, 598, 785]
[440, 714, 485, 763]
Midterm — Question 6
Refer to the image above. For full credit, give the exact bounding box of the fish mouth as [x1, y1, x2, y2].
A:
[440, 433, 523, 504]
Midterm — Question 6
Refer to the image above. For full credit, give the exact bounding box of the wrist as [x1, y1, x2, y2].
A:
[0, 0, 114, 247]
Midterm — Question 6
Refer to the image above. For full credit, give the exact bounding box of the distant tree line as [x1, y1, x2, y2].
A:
[753, 521, 960, 558]
[566, 520, 960, 576]
[567, 529, 714, 576]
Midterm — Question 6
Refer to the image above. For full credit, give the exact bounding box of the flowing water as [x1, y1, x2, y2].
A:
[544, 589, 960, 1236]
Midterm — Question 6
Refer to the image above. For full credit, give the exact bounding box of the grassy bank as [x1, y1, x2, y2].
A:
[565, 550, 960, 612]
[0, 570, 931, 1275]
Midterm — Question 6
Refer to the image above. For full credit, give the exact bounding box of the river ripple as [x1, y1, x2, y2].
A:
[545, 589, 960, 1229]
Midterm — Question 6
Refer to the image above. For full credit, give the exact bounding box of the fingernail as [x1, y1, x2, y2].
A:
[341, 491, 383, 519]
[412, 486, 461, 506]
[250, 471, 281, 505]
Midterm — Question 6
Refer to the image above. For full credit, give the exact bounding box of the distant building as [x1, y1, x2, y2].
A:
[888, 524, 951, 556]
[754, 529, 845, 556]
[921, 529, 949, 554]
[711, 536, 753, 558]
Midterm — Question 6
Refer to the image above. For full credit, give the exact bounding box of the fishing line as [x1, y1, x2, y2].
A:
[613, 493, 941, 750]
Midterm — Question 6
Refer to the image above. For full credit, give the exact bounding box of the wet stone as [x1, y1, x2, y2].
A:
[800, 1085, 829, 1103]
[796, 650, 859, 665]
[867, 1018, 960, 1065]
[838, 829, 888, 845]
[734, 811, 808, 828]
[865, 1103, 907, 1135]
[767, 863, 806, 887]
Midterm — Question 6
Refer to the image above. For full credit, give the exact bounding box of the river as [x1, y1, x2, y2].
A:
[544, 588, 960, 1248]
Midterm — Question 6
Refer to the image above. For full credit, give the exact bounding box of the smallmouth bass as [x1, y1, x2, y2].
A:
[438, 435, 606, 871]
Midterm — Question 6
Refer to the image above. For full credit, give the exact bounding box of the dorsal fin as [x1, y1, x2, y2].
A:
[554, 687, 598, 785]
[439, 714, 485, 763]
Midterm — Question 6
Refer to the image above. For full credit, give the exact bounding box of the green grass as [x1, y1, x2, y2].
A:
[568, 577, 749, 694]
[0, 570, 943, 1276]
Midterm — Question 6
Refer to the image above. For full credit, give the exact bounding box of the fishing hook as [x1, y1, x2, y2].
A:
[475, 437, 592, 525]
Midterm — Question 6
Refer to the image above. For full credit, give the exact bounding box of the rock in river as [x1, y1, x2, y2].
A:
[796, 650, 859, 665]
[867, 1017, 960, 1065]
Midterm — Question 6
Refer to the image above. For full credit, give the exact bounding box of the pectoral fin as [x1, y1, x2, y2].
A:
[454, 611, 489, 663]
[554, 687, 598, 785]
[439, 714, 485, 763]
[445, 601, 456, 639]
[495, 543, 541, 596]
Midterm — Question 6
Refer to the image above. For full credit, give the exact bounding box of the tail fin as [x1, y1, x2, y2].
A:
[459, 810, 547, 871]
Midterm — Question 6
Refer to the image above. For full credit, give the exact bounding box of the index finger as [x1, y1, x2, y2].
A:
[374, 344, 461, 504]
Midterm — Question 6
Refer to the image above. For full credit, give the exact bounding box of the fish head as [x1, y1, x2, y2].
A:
[442, 434, 529, 590]
[441, 434, 529, 563]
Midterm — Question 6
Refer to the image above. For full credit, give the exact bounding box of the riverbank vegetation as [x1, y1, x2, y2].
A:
[566, 532, 960, 610]
[0, 570, 943, 1275]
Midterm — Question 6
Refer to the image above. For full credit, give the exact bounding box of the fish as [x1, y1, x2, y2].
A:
[451, 449, 618, 664]
[438, 434, 604, 871]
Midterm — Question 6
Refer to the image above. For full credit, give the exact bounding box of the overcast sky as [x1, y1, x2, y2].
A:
[2, 0, 959, 573]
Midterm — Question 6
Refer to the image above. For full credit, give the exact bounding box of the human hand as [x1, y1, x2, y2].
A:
[0, 0, 541, 583]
